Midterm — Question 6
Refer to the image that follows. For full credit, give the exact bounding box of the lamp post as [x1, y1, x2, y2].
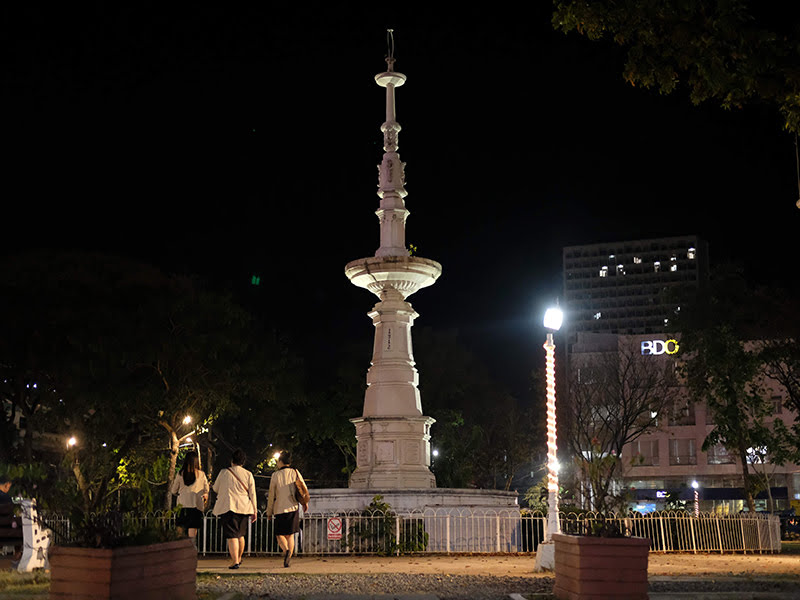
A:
[534, 306, 563, 571]
[691, 480, 699, 517]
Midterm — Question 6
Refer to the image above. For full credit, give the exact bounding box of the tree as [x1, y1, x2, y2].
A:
[129, 279, 261, 510]
[683, 323, 777, 513]
[676, 269, 798, 513]
[0, 251, 277, 513]
[552, 1, 800, 132]
[414, 327, 543, 490]
[568, 336, 680, 513]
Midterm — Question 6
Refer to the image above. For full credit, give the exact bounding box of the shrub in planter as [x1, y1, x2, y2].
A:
[47, 510, 197, 600]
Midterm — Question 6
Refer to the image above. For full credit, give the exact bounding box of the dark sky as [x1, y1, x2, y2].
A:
[5, 4, 798, 398]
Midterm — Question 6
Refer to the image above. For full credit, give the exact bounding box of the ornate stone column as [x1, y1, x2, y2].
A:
[345, 37, 440, 489]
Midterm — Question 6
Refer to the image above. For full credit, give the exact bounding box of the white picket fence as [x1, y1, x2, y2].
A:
[40, 508, 781, 555]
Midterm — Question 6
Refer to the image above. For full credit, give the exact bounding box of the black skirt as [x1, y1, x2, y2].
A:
[220, 511, 249, 539]
[176, 507, 203, 530]
[274, 510, 300, 536]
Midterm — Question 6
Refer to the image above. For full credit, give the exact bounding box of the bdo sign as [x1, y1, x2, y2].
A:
[641, 339, 680, 356]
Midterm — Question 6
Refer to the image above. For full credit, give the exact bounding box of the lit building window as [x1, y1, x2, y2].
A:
[633, 256, 642, 264]
[616, 264, 625, 275]
[593, 312, 602, 320]
[664, 318, 669, 326]
[687, 247, 696, 259]
[600, 266, 608, 277]
[670, 255, 677, 262]
[670, 264, 678, 272]
[654, 261, 661, 272]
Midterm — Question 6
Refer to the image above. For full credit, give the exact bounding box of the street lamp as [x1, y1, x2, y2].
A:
[534, 305, 563, 572]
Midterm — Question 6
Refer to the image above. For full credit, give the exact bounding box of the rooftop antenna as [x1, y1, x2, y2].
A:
[385, 29, 396, 72]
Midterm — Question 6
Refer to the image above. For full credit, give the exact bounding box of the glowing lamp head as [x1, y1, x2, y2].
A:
[543, 307, 563, 331]
[66, 436, 77, 448]
[691, 480, 699, 489]
[182, 415, 192, 425]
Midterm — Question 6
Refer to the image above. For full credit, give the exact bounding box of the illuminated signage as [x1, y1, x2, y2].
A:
[641, 339, 680, 356]
[656, 490, 668, 499]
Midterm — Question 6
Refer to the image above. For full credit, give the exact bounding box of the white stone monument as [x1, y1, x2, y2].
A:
[344, 35, 441, 490]
[310, 33, 518, 524]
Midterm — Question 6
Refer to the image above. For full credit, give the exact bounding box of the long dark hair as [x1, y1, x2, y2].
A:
[180, 451, 200, 486]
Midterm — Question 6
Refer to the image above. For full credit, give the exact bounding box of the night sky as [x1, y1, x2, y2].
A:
[5, 4, 798, 398]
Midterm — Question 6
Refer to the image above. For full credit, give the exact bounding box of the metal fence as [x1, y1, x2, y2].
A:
[39, 509, 781, 555]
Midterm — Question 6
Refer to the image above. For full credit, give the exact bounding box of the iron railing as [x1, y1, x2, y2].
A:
[39, 509, 781, 556]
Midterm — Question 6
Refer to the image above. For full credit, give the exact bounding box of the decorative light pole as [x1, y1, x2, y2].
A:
[534, 306, 563, 571]
[692, 480, 699, 517]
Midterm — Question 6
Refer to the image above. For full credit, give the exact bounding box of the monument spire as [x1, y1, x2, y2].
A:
[344, 32, 442, 489]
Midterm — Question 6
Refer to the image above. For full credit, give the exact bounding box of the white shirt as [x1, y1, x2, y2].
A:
[267, 467, 306, 517]
[170, 470, 209, 511]
[212, 465, 257, 516]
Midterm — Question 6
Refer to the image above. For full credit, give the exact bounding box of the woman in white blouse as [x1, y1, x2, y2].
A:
[169, 451, 209, 546]
[266, 450, 308, 567]
[212, 448, 257, 569]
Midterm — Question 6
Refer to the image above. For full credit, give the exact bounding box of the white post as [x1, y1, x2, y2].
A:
[446, 515, 451, 554]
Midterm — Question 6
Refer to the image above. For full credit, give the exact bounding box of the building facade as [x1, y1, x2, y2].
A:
[563, 235, 708, 336]
[562, 237, 798, 514]
[569, 331, 800, 514]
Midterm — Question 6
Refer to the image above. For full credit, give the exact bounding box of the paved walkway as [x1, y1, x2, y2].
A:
[197, 552, 800, 599]
[198, 551, 800, 577]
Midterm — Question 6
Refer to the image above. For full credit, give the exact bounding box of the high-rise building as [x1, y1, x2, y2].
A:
[563, 235, 708, 336]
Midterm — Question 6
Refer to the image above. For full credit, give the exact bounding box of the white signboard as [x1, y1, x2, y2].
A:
[327, 517, 343, 540]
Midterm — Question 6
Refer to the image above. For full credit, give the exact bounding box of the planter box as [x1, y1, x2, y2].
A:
[553, 533, 650, 600]
[49, 538, 196, 600]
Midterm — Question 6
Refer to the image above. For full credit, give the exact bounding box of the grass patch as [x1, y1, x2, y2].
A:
[780, 541, 800, 554]
[0, 570, 49, 598]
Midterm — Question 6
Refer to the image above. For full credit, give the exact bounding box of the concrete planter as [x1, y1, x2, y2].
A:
[49, 538, 196, 600]
[552, 533, 650, 600]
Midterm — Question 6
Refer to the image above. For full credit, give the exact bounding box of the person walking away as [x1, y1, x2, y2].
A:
[266, 451, 308, 567]
[169, 451, 209, 548]
[212, 448, 257, 569]
[0, 476, 23, 562]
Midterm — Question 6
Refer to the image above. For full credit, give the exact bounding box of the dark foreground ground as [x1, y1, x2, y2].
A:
[2, 545, 799, 599]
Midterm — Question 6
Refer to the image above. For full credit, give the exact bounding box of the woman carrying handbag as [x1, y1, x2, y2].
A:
[212, 448, 257, 569]
[266, 451, 309, 567]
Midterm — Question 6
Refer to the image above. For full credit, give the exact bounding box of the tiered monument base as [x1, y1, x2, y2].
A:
[309, 488, 519, 513]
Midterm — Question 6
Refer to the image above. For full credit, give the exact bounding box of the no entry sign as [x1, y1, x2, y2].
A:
[327, 517, 343, 540]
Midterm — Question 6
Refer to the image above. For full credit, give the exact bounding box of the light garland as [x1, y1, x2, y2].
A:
[544, 334, 558, 493]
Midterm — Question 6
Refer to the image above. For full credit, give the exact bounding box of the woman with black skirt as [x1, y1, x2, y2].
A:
[212, 448, 258, 569]
[266, 451, 308, 567]
[170, 451, 209, 547]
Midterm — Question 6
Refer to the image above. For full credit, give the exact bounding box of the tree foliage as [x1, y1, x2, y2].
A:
[0, 251, 285, 514]
[675, 268, 799, 513]
[553, 1, 800, 132]
[414, 328, 543, 490]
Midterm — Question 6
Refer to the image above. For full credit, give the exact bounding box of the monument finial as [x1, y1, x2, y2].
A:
[385, 29, 396, 72]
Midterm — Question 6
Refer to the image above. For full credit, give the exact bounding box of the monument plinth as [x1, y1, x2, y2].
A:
[345, 47, 440, 490]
